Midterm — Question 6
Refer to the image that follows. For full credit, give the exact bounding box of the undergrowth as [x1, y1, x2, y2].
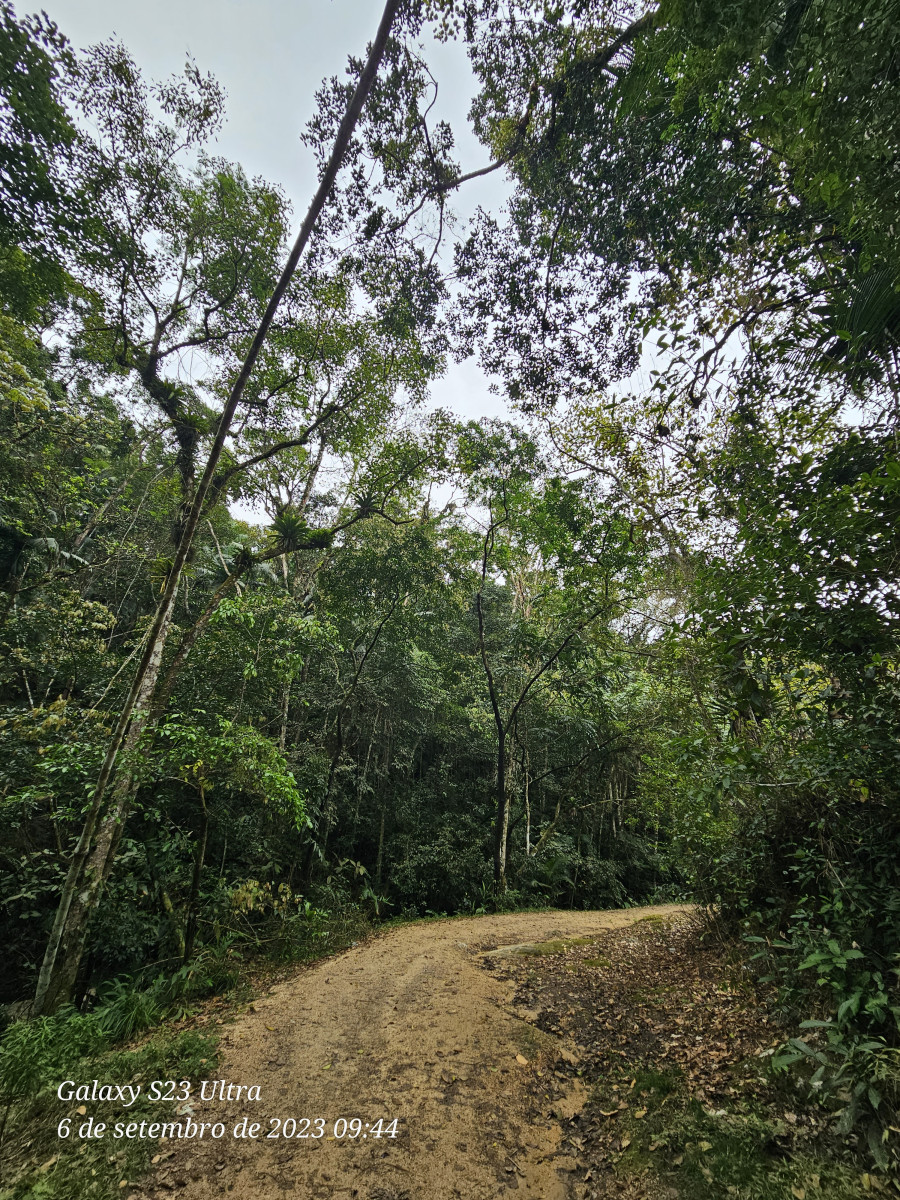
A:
[602, 1067, 890, 1200]
[497, 914, 898, 1197]
[0, 902, 374, 1199]
[0, 1025, 216, 1200]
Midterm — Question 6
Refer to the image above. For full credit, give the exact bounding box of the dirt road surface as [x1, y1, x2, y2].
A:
[151, 905, 688, 1200]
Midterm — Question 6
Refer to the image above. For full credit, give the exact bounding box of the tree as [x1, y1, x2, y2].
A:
[0, 1, 77, 319]
[456, 0, 899, 406]
[33, 0, 405, 1015]
[456, 420, 647, 887]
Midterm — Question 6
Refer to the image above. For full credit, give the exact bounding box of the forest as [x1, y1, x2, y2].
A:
[0, 0, 899, 1192]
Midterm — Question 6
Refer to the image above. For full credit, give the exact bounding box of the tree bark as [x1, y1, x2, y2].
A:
[278, 680, 291, 752]
[375, 806, 386, 890]
[183, 785, 210, 962]
[493, 727, 509, 889]
[151, 571, 242, 721]
[34, 593, 177, 1013]
[33, 0, 402, 1014]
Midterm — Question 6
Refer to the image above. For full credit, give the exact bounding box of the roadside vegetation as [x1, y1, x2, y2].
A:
[488, 914, 896, 1198]
[1, 0, 898, 1191]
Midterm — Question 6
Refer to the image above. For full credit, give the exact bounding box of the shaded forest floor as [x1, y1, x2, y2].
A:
[485, 913, 893, 1200]
[7, 908, 894, 1200]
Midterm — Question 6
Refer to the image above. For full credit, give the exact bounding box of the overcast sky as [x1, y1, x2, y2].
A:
[42, 0, 512, 422]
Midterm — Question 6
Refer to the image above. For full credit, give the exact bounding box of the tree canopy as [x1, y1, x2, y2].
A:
[1, 0, 899, 1173]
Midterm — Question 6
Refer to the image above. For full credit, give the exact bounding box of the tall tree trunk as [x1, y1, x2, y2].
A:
[278, 680, 291, 752]
[34, 591, 177, 1014]
[524, 758, 531, 856]
[151, 570, 242, 721]
[32, 0, 402, 1014]
[183, 785, 210, 962]
[493, 728, 508, 889]
[145, 838, 185, 959]
[375, 806, 386, 890]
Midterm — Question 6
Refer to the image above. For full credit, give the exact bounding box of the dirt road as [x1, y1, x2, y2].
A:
[152, 906, 688, 1200]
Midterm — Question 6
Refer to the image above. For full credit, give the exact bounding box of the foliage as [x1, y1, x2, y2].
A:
[0, 1, 77, 319]
[0, 1013, 216, 1200]
[0, 0, 898, 1176]
[490, 914, 894, 1195]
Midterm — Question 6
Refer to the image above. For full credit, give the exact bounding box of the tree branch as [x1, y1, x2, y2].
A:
[211, 403, 341, 493]
[507, 604, 607, 728]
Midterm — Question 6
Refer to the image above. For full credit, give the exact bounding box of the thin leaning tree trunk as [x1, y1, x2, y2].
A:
[150, 569, 243, 721]
[494, 727, 509, 889]
[33, 0, 402, 1015]
[34, 600, 178, 1013]
[183, 785, 210, 962]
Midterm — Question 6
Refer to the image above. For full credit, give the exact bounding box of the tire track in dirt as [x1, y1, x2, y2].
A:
[146, 905, 689, 1200]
